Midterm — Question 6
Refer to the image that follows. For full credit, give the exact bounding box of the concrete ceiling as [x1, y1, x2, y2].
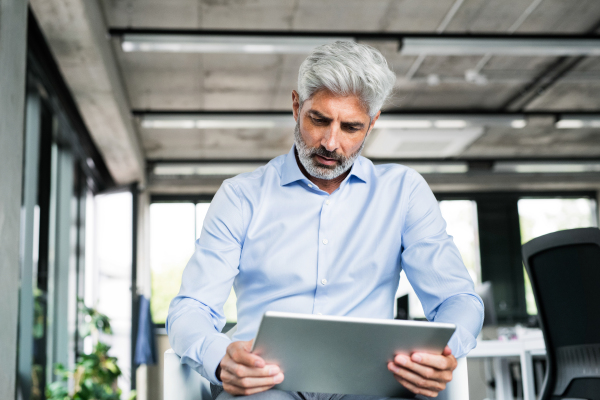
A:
[99, 0, 600, 162]
[33, 0, 600, 191]
[31, 0, 145, 185]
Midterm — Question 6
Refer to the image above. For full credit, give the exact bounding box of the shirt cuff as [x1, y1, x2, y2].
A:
[202, 334, 232, 385]
[447, 325, 478, 358]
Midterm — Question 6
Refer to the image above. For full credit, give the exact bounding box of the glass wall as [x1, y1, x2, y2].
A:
[17, 17, 118, 400]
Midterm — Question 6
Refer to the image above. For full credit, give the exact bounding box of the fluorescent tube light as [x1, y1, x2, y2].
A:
[142, 119, 196, 129]
[139, 113, 530, 130]
[121, 34, 353, 54]
[510, 119, 527, 129]
[434, 120, 467, 129]
[555, 116, 600, 129]
[140, 114, 295, 129]
[402, 163, 469, 174]
[556, 119, 585, 129]
[375, 115, 524, 129]
[153, 163, 265, 176]
[375, 120, 433, 129]
[494, 162, 600, 174]
[401, 37, 600, 56]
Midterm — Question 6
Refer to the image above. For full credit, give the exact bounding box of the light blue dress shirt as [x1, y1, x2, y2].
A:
[167, 146, 484, 385]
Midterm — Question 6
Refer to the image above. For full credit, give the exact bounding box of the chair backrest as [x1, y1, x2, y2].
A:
[522, 227, 600, 400]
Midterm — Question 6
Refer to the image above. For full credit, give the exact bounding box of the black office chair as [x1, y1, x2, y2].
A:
[522, 227, 600, 400]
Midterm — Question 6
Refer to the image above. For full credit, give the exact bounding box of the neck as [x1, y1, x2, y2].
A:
[294, 149, 351, 195]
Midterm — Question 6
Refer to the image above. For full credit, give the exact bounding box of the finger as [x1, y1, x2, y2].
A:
[388, 362, 446, 392]
[393, 375, 439, 398]
[442, 346, 452, 356]
[221, 371, 284, 388]
[392, 355, 452, 383]
[409, 352, 456, 371]
[224, 383, 275, 396]
[222, 360, 280, 378]
[228, 342, 266, 368]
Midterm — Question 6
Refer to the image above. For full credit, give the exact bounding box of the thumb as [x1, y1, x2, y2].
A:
[443, 346, 453, 356]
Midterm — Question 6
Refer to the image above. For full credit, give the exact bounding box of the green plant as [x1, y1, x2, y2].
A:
[46, 300, 135, 400]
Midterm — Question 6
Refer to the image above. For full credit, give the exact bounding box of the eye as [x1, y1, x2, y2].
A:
[311, 117, 328, 125]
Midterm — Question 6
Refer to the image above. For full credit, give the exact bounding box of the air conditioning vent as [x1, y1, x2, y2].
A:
[364, 128, 483, 158]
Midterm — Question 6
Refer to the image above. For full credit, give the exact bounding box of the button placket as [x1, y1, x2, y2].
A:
[315, 192, 331, 315]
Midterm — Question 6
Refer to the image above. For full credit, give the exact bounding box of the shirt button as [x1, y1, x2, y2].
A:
[308, 184, 313, 188]
[322, 239, 328, 245]
[321, 279, 328, 285]
[325, 200, 330, 205]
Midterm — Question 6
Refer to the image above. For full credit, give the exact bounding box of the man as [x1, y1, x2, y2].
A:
[167, 41, 484, 399]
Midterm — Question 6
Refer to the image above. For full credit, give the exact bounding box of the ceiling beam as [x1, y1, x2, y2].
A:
[502, 18, 600, 111]
[31, 0, 145, 185]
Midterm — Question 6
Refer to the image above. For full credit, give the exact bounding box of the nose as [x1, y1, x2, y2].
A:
[321, 124, 341, 152]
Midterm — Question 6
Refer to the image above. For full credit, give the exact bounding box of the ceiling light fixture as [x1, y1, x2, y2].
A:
[433, 120, 468, 129]
[401, 37, 600, 56]
[153, 163, 265, 176]
[555, 115, 600, 129]
[375, 115, 525, 129]
[140, 114, 295, 129]
[510, 119, 527, 129]
[139, 113, 531, 130]
[121, 34, 353, 54]
[494, 162, 600, 174]
[375, 120, 433, 129]
[400, 162, 469, 174]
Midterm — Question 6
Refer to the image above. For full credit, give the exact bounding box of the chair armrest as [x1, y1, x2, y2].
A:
[164, 349, 212, 400]
[436, 357, 469, 400]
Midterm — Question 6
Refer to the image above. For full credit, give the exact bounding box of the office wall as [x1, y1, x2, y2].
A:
[0, 0, 28, 398]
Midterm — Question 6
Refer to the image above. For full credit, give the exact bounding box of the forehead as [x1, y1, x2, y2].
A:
[304, 90, 369, 121]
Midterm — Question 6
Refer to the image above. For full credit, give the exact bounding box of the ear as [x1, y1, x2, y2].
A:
[292, 90, 301, 122]
[367, 111, 381, 137]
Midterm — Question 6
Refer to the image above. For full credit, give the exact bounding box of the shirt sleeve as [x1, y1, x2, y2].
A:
[400, 170, 484, 358]
[166, 181, 245, 385]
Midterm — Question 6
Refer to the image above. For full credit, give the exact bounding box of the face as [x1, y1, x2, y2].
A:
[292, 90, 380, 180]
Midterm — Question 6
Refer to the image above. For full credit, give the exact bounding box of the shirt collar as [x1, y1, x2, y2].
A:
[280, 145, 368, 186]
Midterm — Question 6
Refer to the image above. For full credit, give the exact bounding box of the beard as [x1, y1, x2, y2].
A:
[293, 121, 366, 180]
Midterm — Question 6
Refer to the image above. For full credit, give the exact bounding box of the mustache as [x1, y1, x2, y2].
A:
[310, 146, 346, 162]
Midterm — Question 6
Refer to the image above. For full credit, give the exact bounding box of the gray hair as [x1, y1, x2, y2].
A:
[297, 41, 396, 117]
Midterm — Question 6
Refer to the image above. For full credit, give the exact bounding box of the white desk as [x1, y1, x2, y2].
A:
[468, 338, 546, 400]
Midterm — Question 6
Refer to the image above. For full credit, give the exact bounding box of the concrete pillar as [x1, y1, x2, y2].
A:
[0, 0, 29, 398]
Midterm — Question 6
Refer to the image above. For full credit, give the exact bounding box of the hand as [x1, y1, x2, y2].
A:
[218, 340, 284, 395]
[387, 346, 457, 398]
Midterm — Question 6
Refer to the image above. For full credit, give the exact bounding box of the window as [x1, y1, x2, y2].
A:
[150, 200, 238, 325]
[150, 203, 196, 324]
[439, 200, 481, 286]
[397, 200, 481, 319]
[518, 197, 598, 315]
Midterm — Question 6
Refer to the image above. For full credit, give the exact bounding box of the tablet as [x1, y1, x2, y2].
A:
[251, 311, 456, 398]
